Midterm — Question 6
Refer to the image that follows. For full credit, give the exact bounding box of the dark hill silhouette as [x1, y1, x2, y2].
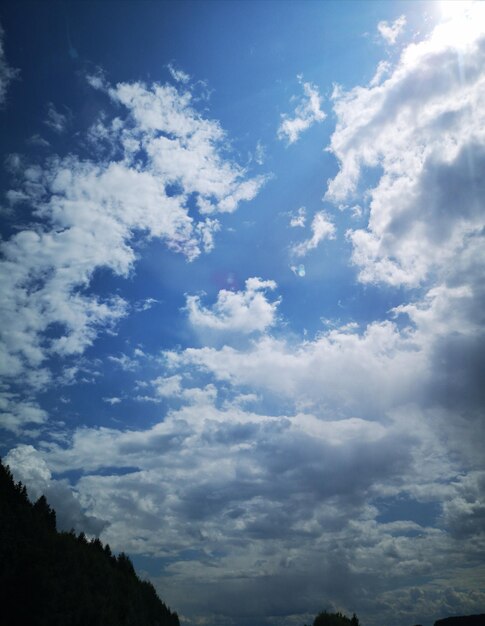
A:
[0, 458, 179, 626]
[434, 616, 485, 626]
[306, 609, 485, 626]
[304, 610, 360, 626]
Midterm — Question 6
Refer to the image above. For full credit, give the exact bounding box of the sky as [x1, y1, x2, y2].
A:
[0, 1, 484, 625]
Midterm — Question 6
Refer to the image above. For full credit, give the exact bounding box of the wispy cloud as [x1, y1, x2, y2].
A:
[289, 206, 306, 228]
[0, 24, 18, 105]
[291, 211, 335, 257]
[278, 76, 326, 144]
[167, 62, 190, 84]
[44, 102, 69, 133]
[377, 15, 406, 45]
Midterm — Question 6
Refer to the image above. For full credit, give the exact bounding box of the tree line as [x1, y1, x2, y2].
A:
[0, 458, 180, 626]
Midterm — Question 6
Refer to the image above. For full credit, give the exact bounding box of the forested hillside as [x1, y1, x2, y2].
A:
[434, 617, 485, 626]
[0, 459, 180, 626]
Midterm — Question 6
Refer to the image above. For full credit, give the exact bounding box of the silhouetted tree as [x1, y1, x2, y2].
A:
[33, 494, 57, 530]
[0, 458, 180, 626]
[313, 611, 360, 626]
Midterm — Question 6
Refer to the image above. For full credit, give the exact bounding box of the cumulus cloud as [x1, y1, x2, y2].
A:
[326, 3, 485, 287]
[441, 471, 485, 539]
[152, 374, 183, 398]
[14, 339, 482, 626]
[9, 259, 484, 623]
[291, 211, 336, 257]
[320, 9, 485, 525]
[4, 444, 107, 535]
[30, 397, 416, 565]
[171, 276, 485, 457]
[377, 15, 406, 45]
[0, 75, 267, 390]
[0, 392, 48, 433]
[186, 277, 280, 334]
[165, 320, 426, 422]
[278, 77, 326, 144]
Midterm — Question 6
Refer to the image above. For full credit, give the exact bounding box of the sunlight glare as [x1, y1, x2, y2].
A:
[432, 0, 483, 50]
[438, 0, 474, 21]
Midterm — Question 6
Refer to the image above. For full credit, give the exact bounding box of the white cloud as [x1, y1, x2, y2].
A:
[277, 77, 326, 144]
[291, 211, 336, 257]
[0, 24, 18, 105]
[9, 258, 484, 622]
[171, 274, 485, 449]
[167, 63, 190, 84]
[290, 263, 306, 278]
[167, 320, 425, 420]
[5, 444, 106, 535]
[15, 352, 483, 626]
[326, 3, 485, 286]
[369, 60, 392, 87]
[1, 76, 267, 387]
[108, 352, 142, 371]
[0, 392, 48, 433]
[109, 80, 268, 214]
[103, 396, 122, 405]
[186, 277, 280, 334]
[4, 444, 52, 494]
[289, 206, 306, 228]
[152, 374, 183, 398]
[377, 15, 406, 45]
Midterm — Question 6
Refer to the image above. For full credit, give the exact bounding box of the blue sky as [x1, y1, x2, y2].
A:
[1, 2, 485, 625]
